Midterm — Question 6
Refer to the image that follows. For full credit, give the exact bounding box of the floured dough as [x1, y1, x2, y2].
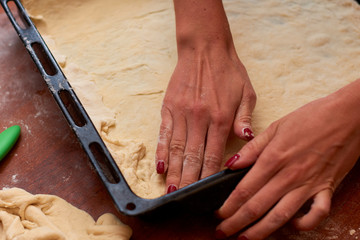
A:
[21, 0, 360, 199]
[0, 188, 132, 240]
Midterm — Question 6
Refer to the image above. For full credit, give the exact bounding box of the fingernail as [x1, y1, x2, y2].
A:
[224, 154, 240, 168]
[243, 127, 254, 141]
[215, 229, 227, 239]
[156, 160, 165, 174]
[238, 235, 249, 240]
[167, 184, 177, 194]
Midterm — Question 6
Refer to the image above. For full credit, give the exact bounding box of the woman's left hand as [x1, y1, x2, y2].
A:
[216, 79, 360, 240]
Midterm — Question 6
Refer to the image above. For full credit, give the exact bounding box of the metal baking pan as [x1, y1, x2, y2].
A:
[4, 0, 360, 218]
[3, 0, 360, 218]
[1, 0, 249, 217]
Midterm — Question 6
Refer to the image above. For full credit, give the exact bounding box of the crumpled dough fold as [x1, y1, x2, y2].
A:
[0, 188, 132, 240]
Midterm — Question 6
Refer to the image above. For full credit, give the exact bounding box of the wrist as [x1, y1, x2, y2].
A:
[328, 79, 360, 126]
[173, 0, 236, 57]
[176, 30, 236, 56]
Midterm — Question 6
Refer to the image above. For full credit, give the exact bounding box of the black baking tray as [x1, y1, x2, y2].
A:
[0, 0, 250, 217]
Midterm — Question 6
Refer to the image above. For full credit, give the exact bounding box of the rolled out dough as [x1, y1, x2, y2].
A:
[0, 188, 132, 240]
[21, 0, 360, 199]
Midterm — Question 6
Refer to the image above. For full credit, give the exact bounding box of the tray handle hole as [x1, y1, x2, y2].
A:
[126, 202, 136, 211]
[58, 90, 87, 127]
[31, 42, 58, 76]
[7, 1, 30, 30]
[89, 142, 120, 184]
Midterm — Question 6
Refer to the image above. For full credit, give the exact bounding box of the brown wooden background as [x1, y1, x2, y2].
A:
[1, 7, 360, 240]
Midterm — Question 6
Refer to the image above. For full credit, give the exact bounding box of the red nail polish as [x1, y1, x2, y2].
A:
[156, 160, 165, 174]
[215, 229, 227, 239]
[243, 127, 254, 141]
[224, 154, 240, 168]
[167, 184, 177, 194]
[238, 236, 249, 240]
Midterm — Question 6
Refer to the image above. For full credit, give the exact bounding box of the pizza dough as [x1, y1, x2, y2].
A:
[21, 0, 360, 199]
[0, 188, 132, 240]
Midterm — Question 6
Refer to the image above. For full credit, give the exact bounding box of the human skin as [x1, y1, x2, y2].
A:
[155, 0, 256, 192]
[156, 1, 360, 239]
[216, 79, 360, 239]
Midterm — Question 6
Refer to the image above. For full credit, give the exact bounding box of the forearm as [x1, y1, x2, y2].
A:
[173, 0, 235, 54]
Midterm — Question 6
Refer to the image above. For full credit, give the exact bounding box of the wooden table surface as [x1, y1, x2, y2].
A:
[1, 6, 360, 240]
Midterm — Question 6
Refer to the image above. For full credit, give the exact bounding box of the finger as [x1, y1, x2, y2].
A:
[166, 113, 187, 193]
[155, 107, 173, 174]
[217, 142, 288, 220]
[179, 118, 207, 188]
[233, 85, 257, 141]
[236, 187, 310, 240]
[292, 188, 332, 231]
[217, 170, 311, 238]
[217, 159, 275, 220]
[200, 121, 230, 179]
[224, 122, 277, 170]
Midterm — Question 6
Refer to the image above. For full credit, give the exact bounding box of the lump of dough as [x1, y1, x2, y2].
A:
[0, 188, 132, 240]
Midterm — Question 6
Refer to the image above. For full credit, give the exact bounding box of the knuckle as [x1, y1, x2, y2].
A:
[203, 154, 222, 172]
[270, 208, 291, 225]
[315, 203, 330, 218]
[286, 166, 308, 184]
[155, 148, 166, 160]
[243, 201, 262, 220]
[170, 140, 185, 155]
[187, 102, 207, 118]
[326, 182, 335, 194]
[180, 179, 197, 187]
[166, 168, 181, 181]
[159, 124, 171, 141]
[232, 187, 253, 202]
[245, 89, 257, 103]
[241, 84, 257, 104]
[262, 148, 286, 166]
[211, 111, 232, 128]
[183, 153, 202, 168]
[161, 103, 172, 114]
[163, 97, 184, 111]
[243, 140, 258, 154]
[236, 114, 252, 124]
[193, 101, 207, 113]
[268, 121, 280, 133]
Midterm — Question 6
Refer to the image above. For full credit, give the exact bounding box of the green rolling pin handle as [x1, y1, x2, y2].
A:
[0, 125, 21, 162]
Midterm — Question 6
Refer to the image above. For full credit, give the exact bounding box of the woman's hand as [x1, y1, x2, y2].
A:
[216, 79, 360, 240]
[155, 0, 256, 193]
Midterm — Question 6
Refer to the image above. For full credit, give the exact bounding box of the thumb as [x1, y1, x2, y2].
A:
[226, 122, 276, 170]
[233, 87, 256, 141]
